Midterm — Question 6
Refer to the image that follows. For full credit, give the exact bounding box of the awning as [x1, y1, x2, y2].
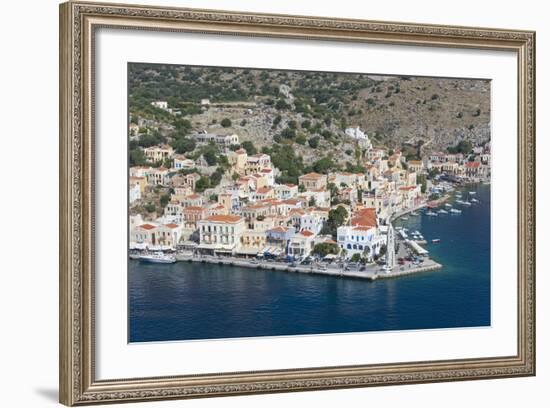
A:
[214, 249, 233, 254]
[235, 247, 260, 255]
[197, 243, 219, 250]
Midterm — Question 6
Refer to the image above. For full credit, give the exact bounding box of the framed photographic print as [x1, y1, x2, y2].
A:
[59, 1, 536, 405]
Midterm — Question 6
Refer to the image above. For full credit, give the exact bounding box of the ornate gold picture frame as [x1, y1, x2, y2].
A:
[59, 1, 535, 405]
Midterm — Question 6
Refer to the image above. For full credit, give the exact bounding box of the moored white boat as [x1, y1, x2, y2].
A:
[450, 208, 462, 214]
[139, 252, 176, 264]
[426, 211, 438, 216]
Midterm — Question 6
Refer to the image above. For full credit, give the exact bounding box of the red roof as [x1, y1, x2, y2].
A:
[300, 230, 314, 237]
[351, 208, 377, 228]
[204, 215, 242, 223]
[268, 226, 290, 233]
[140, 223, 156, 230]
[465, 161, 481, 168]
[300, 172, 324, 180]
[183, 206, 205, 212]
[165, 223, 179, 228]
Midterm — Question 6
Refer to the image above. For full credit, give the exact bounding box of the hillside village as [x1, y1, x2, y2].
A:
[129, 97, 491, 263]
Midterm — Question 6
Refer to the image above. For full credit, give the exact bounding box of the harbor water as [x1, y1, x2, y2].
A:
[129, 184, 490, 343]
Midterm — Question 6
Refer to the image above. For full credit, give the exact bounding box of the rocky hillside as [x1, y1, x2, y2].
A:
[129, 64, 490, 167]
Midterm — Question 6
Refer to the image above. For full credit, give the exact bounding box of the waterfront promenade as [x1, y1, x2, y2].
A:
[174, 253, 442, 281]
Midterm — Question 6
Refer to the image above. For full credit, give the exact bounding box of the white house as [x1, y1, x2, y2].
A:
[129, 182, 141, 204]
[274, 183, 298, 200]
[173, 155, 195, 170]
[300, 212, 323, 235]
[288, 230, 315, 259]
[151, 100, 168, 109]
[198, 215, 246, 253]
[345, 126, 372, 149]
[336, 208, 384, 261]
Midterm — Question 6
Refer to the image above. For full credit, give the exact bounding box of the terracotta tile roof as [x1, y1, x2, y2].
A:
[139, 223, 156, 230]
[165, 223, 179, 228]
[351, 208, 377, 228]
[300, 230, 314, 237]
[267, 226, 291, 233]
[255, 187, 272, 194]
[183, 206, 205, 211]
[204, 215, 243, 223]
[465, 161, 481, 168]
[299, 172, 325, 180]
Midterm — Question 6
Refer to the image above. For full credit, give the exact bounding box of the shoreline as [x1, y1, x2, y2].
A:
[166, 254, 442, 281]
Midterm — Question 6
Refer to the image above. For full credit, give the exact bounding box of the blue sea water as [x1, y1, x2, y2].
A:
[129, 184, 490, 343]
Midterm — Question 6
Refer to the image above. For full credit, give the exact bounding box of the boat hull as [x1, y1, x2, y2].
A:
[139, 256, 176, 264]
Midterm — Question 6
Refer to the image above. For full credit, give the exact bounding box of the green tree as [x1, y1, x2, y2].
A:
[350, 253, 362, 263]
[160, 194, 170, 208]
[308, 136, 320, 148]
[221, 118, 232, 128]
[195, 176, 211, 192]
[144, 203, 156, 213]
[296, 133, 307, 145]
[203, 149, 218, 166]
[312, 157, 335, 174]
[241, 141, 257, 155]
[275, 99, 290, 110]
[312, 242, 340, 257]
[129, 148, 147, 166]
[321, 206, 348, 238]
[171, 137, 196, 154]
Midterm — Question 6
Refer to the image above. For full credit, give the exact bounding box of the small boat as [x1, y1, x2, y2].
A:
[139, 252, 176, 264]
[471, 198, 479, 203]
[426, 211, 438, 216]
[462, 201, 472, 206]
[410, 211, 418, 216]
[450, 208, 462, 214]
[438, 209, 448, 214]
[401, 216, 409, 221]
[432, 239, 441, 243]
[469, 191, 476, 195]
[444, 203, 452, 208]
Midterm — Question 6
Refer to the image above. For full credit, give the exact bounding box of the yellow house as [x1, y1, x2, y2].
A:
[298, 172, 327, 191]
